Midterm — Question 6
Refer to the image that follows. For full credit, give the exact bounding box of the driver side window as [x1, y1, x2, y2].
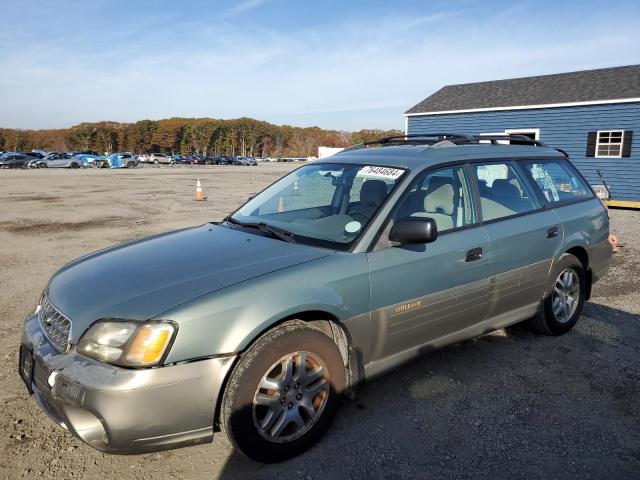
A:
[393, 166, 476, 233]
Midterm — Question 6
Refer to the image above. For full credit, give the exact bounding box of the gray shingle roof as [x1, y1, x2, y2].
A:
[406, 64, 640, 114]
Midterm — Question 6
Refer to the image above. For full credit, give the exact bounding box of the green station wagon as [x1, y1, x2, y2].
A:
[19, 134, 612, 462]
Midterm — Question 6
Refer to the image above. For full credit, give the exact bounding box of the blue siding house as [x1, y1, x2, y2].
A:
[405, 65, 640, 205]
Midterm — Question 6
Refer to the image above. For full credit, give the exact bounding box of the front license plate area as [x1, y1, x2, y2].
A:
[19, 345, 34, 394]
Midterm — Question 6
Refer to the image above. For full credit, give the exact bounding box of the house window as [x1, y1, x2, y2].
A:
[596, 131, 624, 157]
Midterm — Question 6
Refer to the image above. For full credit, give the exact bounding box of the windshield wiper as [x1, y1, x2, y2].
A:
[223, 217, 295, 243]
[256, 223, 296, 242]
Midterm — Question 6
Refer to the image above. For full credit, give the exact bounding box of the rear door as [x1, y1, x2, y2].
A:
[520, 158, 610, 281]
[366, 164, 491, 361]
[470, 160, 562, 319]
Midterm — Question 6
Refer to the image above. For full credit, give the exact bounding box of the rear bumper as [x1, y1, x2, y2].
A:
[20, 314, 236, 454]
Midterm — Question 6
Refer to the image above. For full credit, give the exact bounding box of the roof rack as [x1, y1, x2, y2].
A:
[459, 134, 548, 147]
[342, 133, 472, 152]
[344, 132, 551, 149]
[341, 132, 571, 157]
[364, 133, 474, 146]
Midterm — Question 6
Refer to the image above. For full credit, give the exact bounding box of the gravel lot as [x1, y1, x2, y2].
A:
[1, 165, 638, 479]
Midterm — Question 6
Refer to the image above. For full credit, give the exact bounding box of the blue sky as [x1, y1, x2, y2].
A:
[1, 0, 639, 131]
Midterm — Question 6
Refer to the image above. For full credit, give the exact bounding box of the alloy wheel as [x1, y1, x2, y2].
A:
[252, 351, 330, 443]
[552, 267, 580, 323]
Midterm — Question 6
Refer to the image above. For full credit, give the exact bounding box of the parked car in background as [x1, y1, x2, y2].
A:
[40, 153, 83, 168]
[186, 155, 205, 165]
[149, 153, 172, 164]
[0, 153, 32, 168]
[74, 154, 105, 167]
[237, 156, 257, 166]
[107, 153, 138, 168]
[27, 157, 48, 168]
[94, 157, 110, 168]
[22, 151, 44, 159]
[218, 156, 234, 165]
[171, 155, 186, 164]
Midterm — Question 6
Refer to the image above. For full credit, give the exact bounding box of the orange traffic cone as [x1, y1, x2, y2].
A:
[609, 234, 619, 253]
[277, 196, 285, 212]
[195, 179, 207, 201]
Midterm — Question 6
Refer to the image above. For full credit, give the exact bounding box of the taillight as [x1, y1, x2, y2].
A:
[597, 197, 609, 218]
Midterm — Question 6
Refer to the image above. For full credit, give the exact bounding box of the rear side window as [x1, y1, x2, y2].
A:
[473, 162, 540, 222]
[522, 160, 592, 204]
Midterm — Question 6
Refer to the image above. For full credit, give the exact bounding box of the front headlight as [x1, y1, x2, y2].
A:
[77, 320, 176, 367]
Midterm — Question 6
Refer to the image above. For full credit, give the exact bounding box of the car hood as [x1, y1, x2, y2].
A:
[46, 224, 331, 340]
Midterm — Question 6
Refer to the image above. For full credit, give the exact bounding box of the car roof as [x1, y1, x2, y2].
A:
[325, 143, 563, 170]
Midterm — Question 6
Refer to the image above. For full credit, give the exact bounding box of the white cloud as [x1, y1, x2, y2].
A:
[219, 0, 266, 19]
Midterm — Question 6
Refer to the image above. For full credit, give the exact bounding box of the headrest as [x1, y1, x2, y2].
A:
[492, 179, 521, 198]
[428, 176, 452, 191]
[360, 180, 387, 206]
[424, 183, 454, 215]
[508, 178, 524, 196]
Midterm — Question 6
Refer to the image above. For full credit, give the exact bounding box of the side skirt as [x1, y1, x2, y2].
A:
[362, 302, 539, 381]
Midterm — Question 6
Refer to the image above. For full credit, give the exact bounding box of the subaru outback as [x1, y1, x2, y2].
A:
[19, 133, 611, 462]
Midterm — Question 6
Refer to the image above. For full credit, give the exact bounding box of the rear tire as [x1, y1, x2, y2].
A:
[529, 253, 585, 335]
[221, 320, 345, 463]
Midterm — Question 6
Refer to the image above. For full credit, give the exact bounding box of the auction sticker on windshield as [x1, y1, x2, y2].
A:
[358, 166, 404, 180]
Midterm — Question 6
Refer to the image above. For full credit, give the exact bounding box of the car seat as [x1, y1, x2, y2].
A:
[348, 179, 388, 220]
[491, 179, 530, 212]
[411, 183, 455, 231]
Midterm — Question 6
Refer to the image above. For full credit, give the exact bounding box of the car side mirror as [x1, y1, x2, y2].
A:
[389, 217, 438, 244]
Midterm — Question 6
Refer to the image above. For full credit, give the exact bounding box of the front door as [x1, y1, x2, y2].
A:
[366, 164, 491, 362]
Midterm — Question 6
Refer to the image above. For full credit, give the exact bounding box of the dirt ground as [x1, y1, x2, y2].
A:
[0, 164, 638, 480]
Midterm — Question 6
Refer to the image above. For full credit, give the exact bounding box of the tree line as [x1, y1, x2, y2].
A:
[0, 117, 401, 158]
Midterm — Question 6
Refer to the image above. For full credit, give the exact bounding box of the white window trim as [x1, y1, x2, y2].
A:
[595, 130, 625, 158]
[478, 129, 540, 144]
[504, 128, 540, 140]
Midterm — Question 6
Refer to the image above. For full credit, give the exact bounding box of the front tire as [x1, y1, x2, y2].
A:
[529, 253, 586, 335]
[221, 321, 345, 462]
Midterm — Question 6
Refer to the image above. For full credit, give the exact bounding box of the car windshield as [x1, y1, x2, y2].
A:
[229, 163, 406, 249]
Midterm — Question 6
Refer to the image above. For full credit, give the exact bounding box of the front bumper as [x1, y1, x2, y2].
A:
[20, 314, 236, 454]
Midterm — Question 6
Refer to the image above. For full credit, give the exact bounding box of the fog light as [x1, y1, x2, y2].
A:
[47, 370, 59, 388]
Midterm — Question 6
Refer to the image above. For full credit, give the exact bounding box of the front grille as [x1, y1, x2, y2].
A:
[38, 295, 72, 353]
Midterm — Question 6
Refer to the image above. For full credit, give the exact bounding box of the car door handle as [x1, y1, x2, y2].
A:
[546, 226, 559, 238]
[465, 247, 483, 262]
